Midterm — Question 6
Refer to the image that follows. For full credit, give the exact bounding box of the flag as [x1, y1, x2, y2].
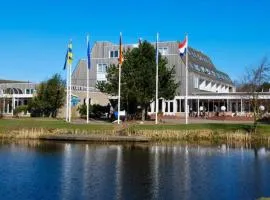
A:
[87, 35, 91, 69]
[118, 32, 123, 65]
[178, 37, 188, 56]
[67, 41, 73, 64]
[63, 41, 73, 70]
[63, 50, 68, 70]
[138, 37, 142, 45]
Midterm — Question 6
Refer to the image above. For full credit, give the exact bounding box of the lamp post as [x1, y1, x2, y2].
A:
[221, 105, 226, 117]
[199, 106, 204, 117]
[259, 105, 265, 112]
[259, 105, 265, 120]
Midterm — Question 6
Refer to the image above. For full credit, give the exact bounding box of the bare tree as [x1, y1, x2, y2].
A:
[0, 99, 3, 118]
[240, 58, 270, 133]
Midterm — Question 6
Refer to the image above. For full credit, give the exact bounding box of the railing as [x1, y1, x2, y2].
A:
[0, 94, 33, 98]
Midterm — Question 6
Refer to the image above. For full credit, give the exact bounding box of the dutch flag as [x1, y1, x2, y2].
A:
[178, 37, 188, 56]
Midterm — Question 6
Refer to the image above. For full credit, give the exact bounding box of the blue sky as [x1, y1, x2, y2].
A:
[0, 0, 269, 82]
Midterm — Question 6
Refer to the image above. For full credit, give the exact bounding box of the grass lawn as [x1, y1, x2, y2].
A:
[0, 118, 270, 135]
[0, 118, 113, 132]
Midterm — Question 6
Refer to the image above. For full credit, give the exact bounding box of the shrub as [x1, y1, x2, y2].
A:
[14, 105, 28, 117]
[77, 104, 109, 119]
[77, 104, 87, 118]
[91, 104, 108, 118]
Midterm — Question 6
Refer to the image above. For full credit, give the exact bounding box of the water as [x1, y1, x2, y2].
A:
[0, 141, 270, 200]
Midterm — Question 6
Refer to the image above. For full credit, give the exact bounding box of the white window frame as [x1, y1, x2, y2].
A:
[194, 76, 199, 88]
[97, 63, 108, 73]
[25, 89, 30, 94]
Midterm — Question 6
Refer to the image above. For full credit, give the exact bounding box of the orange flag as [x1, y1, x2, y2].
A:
[118, 32, 124, 65]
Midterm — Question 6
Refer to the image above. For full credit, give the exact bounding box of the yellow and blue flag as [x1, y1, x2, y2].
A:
[63, 41, 73, 70]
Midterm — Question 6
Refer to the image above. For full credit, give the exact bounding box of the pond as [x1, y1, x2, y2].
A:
[0, 141, 270, 200]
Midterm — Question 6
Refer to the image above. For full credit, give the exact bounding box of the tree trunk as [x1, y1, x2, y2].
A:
[141, 105, 145, 121]
[253, 115, 257, 134]
[252, 99, 258, 134]
[144, 106, 148, 121]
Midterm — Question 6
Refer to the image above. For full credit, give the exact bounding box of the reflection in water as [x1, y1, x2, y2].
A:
[150, 145, 159, 199]
[1, 142, 270, 200]
[82, 144, 90, 197]
[61, 144, 72, 200]
[115, 145, 122, 200]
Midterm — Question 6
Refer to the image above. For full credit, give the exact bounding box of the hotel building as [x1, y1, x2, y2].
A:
[1, 40, 269, 117]
[71, 40, 270, 117]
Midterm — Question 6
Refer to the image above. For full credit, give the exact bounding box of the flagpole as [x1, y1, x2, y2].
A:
[118, 64, 121, 124]
[66, 62, 69, 122]
[185, 34, 189, 125]
[69, 62, 72, 122]
[86, 35, 89, 124]
[155, 33, 159, 125]
[117, 32, 122, 125]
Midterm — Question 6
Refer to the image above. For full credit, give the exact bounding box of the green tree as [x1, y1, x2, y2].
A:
[28, 74, 65, 118]
[257, 82, 270, 92]
[97, 41, 179, 121]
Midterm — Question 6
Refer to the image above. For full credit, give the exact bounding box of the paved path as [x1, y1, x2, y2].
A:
[162, 118, 253, 124]
[70, 117, 253, 125]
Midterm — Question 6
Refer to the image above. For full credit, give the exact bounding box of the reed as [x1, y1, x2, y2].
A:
[124, 127, 260, 143]
[0, 127, 117, 139]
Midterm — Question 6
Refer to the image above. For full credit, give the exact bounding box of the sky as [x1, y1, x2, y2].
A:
[0, 0, 269, 83]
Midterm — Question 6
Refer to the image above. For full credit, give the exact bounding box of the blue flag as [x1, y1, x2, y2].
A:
[63, 50, 68, 70]
[87, 36, 91, 69]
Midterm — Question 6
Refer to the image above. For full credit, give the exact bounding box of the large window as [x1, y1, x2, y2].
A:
[158, 47, 168, 55]
[97, 64, 108, 82]
[97, 64, 108, 73]
[110, 50, 119, 58]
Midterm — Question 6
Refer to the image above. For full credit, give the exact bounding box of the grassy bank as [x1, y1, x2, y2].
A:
[0, 118, 270, 143]
[0, 118, 115, 139]
[127, 123, 270, 142]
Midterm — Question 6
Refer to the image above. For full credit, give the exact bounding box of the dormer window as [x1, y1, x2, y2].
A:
[109, 50, 119, 58]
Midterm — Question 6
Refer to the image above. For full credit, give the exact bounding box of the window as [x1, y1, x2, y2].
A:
[83, 98, 90, 105]
[193, 64, 200, 72]
[158, 47, 168, 55]
[170, 102, 173, 112]
[110, 50, 119, 58]
[25, 89, 30, 94]
[205, 68, 210, 74]
[97, 64, 108, 73]
[199, 66, 204, 73]
[177, 99, 180, 112]
[194, 76, 199, 88]
[97, 64, 108, 81]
